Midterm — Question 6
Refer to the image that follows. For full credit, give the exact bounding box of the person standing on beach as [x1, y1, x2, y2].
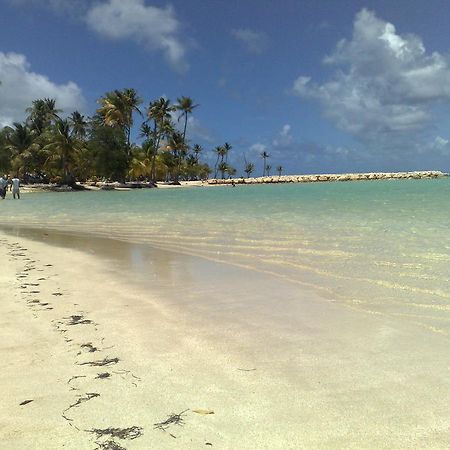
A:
[0, 175, 7, 199]
[11, 176, 20, 199]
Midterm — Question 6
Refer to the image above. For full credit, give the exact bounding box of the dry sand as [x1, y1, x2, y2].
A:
[2, 230, 450, 449]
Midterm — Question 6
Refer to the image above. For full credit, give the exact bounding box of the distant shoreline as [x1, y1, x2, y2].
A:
[16, 170, 447, 193]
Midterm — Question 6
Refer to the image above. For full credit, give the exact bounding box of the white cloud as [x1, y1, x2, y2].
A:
[422, 136, 450, 156]
[249, 142, 268, 154]
[0, 52, 85, 127]
[273, 124, 293, 147]
[292, 76, 311, 95]
[86, 0, 188, 72]
[231, 28, 269, 54]
[293, 9, 450, 147]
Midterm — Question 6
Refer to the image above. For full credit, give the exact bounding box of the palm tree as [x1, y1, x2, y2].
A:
[139, 122, 152, 140]
[128, 148, 151, 180]
[69, 111, 88, 139]
[72, 146, 92, 182]
[147, 97, 176, 181]
[43, 118, 84, 184]
[218, 161, 228, 179]
[176, 96, 199, 144]
[148, 97, 174, 126]
[261, 151, 269, 176]
[213, 145, 223, 178]
[244, 162, 255, 178]
[223, 142, 232, 163]
[213, 143, 231, 177]
[26, 98, 61, 135]
[192, 144, 202, 163]
[168, 131, 187, 183]
[227, 165, 236, 178]
[5, 123, 34, 153]
[43, 98, 62, 120]
[276, 165, 283, 176]
[97, 88, 142, 151]
[122, 88, 143, 144]
[5, 122, 40, 176]
[266, 164, 272, 176]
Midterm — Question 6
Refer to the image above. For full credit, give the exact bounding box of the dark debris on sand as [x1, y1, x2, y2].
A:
[89, 426, 143, 450]
[80, 342, 98, 353]
[62, 393, 100, 424]
[65, 314, 93, 326]
[88, 426, 143, 440]
[154, 409, 188, 434]
[78, 357, 119, 367]
[95, 441, 126, 450]
[95, 372, 111, 379]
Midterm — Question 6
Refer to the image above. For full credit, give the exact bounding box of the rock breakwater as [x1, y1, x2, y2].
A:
[207, 170, 447, 185]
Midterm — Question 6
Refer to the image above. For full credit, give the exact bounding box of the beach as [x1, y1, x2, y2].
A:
[3, 1, 450, 446]
[2, 179, 450, 448]
[2, 229, 450, 449]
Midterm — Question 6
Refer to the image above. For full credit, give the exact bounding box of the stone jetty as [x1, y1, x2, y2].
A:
[207, 170, 447, 185]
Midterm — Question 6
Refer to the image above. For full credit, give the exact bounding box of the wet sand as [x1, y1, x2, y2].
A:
[1, 229, 450, 449]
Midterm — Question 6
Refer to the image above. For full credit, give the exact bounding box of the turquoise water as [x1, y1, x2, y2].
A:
[3, 178, 450, 334]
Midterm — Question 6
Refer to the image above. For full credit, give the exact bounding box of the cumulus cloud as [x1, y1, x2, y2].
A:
[86, 0, 188, 72]
[231, 28, 269, 54]
[293, 9, 450, 148]
[421, 136, 450, 156]
[272, 124, 293, 147]
[0, 52, 85, 127]
[249, 142, 268, 155]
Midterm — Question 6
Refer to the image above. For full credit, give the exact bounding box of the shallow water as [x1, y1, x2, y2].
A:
[3, 178, 450, 335]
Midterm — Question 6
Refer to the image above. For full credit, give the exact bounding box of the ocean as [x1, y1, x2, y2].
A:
[2, 177, 450, 335]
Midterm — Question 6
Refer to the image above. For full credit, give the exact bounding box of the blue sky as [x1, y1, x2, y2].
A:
[1, 0, 450, 175]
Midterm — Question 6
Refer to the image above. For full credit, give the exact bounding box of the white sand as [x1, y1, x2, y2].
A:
[2, 230, 450, 449]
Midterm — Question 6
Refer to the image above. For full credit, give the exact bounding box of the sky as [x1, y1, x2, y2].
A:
[1, 0, 450, 175]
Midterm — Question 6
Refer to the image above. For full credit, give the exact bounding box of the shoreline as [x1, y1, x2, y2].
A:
[14, 170, 448, 193]
[3, 228, 450, 448]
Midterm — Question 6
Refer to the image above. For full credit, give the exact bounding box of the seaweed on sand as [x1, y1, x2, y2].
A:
[88, 427, 143, 440]
[80, 342, 98, 353]
[88, 426, 143, 450]
[78, 357, 119, 367]
[62, 393, 100, 425]
[65, 314, 93, 325]
[154, 409, 188, 437]
[96, 441, 126, 450]
[95, 372, 111, 379]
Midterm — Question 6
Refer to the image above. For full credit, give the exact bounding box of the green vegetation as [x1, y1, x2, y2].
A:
[244, 162, 255, 178]
[0, 91, 212, 185]
[261, 151, 270, 176]
[213, 142, 236, 179]
[0, 90, 286, 184]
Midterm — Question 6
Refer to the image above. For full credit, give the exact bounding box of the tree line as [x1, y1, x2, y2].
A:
[0, 89, 283, 185]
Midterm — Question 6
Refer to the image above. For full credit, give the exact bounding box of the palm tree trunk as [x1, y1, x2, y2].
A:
[214, 155, 220, 178]
[126, 126, 131, 151]
[182, 112, 188, 143]
[150, 123, 159, 182]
